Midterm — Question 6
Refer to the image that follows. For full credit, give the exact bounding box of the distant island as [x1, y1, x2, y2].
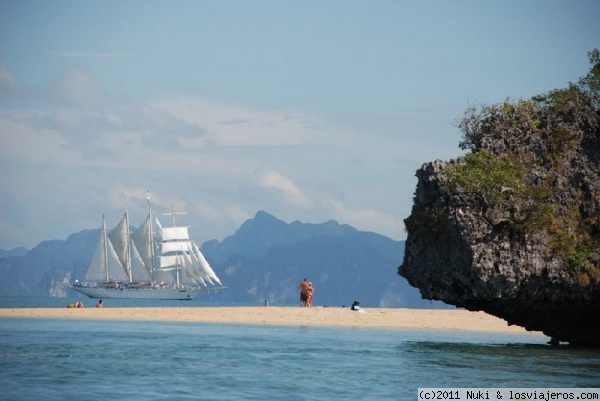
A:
[0, 210, 448, 309]
[399, 50, 600, 346]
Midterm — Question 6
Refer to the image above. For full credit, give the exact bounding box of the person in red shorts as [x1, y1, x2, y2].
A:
[299, 278, 310, 307]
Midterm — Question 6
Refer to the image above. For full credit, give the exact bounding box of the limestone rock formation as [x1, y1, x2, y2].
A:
[399, 73, 600, 346]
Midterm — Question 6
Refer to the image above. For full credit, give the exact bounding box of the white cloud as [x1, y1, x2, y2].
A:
[153, 95, 326, 148]
[256, 170, 314, 209]
[0, 84, 415, 247]
[0, 111, 83, 165]
[328, 200, 405, 239]
[0, 64, 416, 248]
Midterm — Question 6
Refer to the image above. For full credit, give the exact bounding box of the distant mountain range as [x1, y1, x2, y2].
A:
[0, 210, 448, 308]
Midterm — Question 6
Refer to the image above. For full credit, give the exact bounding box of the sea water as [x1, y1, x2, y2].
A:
[1, 298, 599, 400]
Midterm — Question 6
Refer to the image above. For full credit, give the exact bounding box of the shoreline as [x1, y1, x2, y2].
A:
[0, 306, 541, 335]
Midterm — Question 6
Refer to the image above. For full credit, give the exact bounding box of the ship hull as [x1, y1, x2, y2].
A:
[70, 285, 202, 300]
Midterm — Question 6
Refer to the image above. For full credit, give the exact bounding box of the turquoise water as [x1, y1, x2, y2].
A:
[1, 316, 599, 400]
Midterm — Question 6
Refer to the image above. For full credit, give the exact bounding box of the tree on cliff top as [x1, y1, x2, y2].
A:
[578, 49, 600, 106]
[446, 49, 600, 285]
[458, 49, 599, 152]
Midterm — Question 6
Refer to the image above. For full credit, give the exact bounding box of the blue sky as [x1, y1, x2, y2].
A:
[1, 0, 598, 249]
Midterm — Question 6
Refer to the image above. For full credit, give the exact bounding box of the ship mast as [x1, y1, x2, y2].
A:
[102, 214, 109, 282]
[146, 192, 156, 284]
[124, 195, 133, 283]
[167, 205, 186, 226]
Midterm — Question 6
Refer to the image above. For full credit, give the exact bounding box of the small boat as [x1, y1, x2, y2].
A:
[71, 196, 225, 300]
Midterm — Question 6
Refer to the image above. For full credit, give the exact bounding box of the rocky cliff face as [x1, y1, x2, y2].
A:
[399, 85, 600, 346]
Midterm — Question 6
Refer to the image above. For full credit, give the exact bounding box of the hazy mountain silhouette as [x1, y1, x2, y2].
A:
[0, 211, 447, 308]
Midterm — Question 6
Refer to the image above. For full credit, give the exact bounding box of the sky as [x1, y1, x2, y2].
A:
[1, 0, 599, 250]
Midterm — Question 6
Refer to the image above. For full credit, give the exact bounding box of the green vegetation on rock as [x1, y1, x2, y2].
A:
[400, 50, 600, 346]
[442, 49, 600, 283]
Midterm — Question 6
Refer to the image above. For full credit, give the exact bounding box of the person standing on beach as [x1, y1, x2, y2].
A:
[306, 282, 314, 307]
[299, 278, 309, 307]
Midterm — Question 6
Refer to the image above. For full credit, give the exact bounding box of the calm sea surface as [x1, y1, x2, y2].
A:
[1, 297, 599, 400]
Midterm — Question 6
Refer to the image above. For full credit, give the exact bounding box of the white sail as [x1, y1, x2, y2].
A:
[188, 249, 213, 285]
[157, 242, 219, 286]
[130, 239, 151, 282]
[159, 254, 180, 268]
[155, 219, 177, 284]
[160, 241, 192, 254]
[85, 216, 129, 283]
[183, 249, 208, 285]
[133, 214, 155, 277]
[154, 211, 222, 287]
[105, 237, 129, 282]
[109, 214, 131, 279]
[70, 198, 225, 301]
[109, 212, 151, 283]
[192, 242, 222, 285]
[161, 226, 190, 241]
[85, 227, 108, 283]
[181, 253, 199, 285]
[153, 216, 171, 282]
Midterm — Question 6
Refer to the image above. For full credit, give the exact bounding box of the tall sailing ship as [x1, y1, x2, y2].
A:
[70, 199, 224, 300]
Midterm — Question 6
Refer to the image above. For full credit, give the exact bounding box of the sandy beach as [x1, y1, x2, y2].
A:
[0, 306, 540, 334]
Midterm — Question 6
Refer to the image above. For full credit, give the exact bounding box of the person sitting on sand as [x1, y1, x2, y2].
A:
[96, 299, 103, 308]
[350, 301, 360, 311]
[299, 278, 310, 307]
[75, 301, 84, 308]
